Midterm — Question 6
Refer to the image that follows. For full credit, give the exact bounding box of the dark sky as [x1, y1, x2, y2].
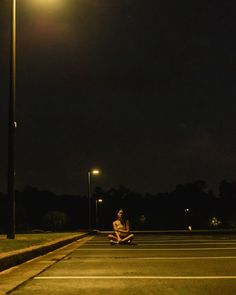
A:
[0, 0, 236, 195]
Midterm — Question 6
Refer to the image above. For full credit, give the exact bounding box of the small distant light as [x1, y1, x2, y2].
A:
[98, 199, 103, 203]
[188, 226, 192, 231]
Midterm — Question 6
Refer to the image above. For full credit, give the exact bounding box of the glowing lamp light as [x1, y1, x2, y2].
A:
[33, 0, 63, 5]
[92, 169, 100, 175]
[27, 0, 65, 11]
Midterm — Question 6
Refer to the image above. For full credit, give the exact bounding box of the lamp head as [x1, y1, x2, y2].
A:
[91, 169, 100, 175]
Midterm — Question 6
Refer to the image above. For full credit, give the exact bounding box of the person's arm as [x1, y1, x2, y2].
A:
[113, 221, 122, 241]
[115, 220, 130, 234]
[126, 220, 130, 233]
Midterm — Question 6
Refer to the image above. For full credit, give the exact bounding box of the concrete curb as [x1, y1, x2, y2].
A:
[0, 232, 92, 272]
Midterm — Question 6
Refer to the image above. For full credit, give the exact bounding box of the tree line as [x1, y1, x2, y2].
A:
[0, 180, 236, 233]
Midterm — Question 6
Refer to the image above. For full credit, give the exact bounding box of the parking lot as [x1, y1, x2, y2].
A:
[8, 233, 236, 294]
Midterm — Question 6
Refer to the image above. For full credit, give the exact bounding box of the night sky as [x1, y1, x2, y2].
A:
[0, 0, 236, 196]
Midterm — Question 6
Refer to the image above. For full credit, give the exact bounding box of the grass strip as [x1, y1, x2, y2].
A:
[0, 232, 84, 253]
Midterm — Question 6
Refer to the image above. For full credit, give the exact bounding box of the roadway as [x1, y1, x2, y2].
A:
[2, 233, 236, 294]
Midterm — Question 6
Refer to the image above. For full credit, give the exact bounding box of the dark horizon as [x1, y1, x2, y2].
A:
[1, 178, 236, 232]
[1, 178, 235, 199]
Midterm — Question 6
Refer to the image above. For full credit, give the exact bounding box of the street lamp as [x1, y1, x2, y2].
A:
[7, 0, 17, 239]
[6, 0, 62, 239]
[87, 169, 100, 230]
[95, 198, 103, 228]
[184, 208, 192, 231]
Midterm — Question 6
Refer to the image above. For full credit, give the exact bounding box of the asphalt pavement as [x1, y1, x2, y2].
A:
[1, 232, 236, 295]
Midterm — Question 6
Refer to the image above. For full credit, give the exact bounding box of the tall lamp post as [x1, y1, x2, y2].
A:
[95, 198, 103, 228]
[87, 169, 100, 230]
[6, 0, 64, 239]
[7, 0, 17, 239]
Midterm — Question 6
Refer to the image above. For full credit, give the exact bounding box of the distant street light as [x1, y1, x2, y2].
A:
[7, 0, 17, 239]
[95, 198, 103, 228]
[87, 169, 100, 230]
[184, 208, 192, 231]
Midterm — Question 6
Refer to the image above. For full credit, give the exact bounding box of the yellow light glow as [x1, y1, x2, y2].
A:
[98, 199, 103, 203]
[33, 0, 63, 5]
[92, 169, 100, 175]
[26, 0, 65, 11]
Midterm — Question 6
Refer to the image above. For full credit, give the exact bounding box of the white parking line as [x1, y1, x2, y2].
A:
[86, 242, 236, 246]
[94, 239, 236, 242]
[133, 256, 236, 260]
[34, 275, 236, 280]
[76, 247, 236, 251]
[63, 256, 236, 261]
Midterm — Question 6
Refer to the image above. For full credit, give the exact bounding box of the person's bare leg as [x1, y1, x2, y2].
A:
[120, 234, 134, 244]
[108, 234, 119, 244]
[108, 234, 117, 240]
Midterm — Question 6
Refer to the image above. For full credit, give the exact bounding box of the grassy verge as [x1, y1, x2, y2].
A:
[0, 232, 84, 253]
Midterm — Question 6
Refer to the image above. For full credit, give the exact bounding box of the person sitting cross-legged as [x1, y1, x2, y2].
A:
[108, 209, 134, 244]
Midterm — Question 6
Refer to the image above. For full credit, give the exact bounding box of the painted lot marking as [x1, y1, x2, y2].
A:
[62, 256, 236, 261]
[86, 242, 236, 246]
[76, 247, 236, 251]
[132, 256, 236, 260]
[94, 239, 236, 242]
[93, 237, 236, 242]
[34, 276, 236, 280]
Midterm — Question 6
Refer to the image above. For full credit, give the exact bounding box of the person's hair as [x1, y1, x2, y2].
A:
[117, 208, 129, 225]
